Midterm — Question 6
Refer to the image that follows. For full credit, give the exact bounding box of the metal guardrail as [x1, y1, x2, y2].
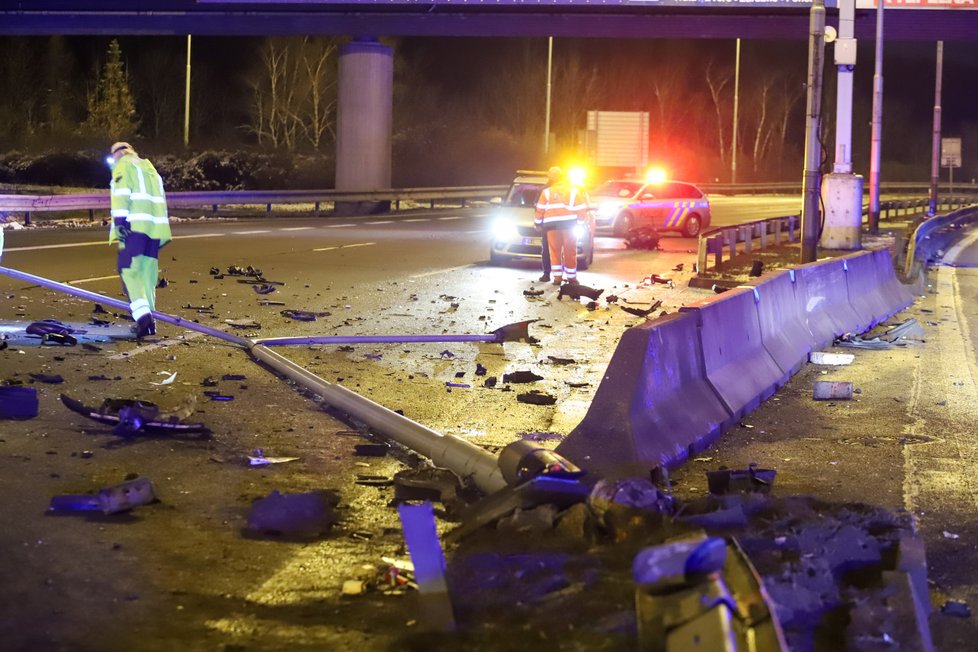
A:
[696, 196, 977, 274]
[904, 206, 978, 279]
[697, 215, 799, 274]
[701, 181, 978, 195]
[0, 185, 510, 223]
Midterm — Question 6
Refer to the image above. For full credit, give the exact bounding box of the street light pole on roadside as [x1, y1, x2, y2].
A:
[928, 41, 943, 216]
[183, 34, 192, 149]
[544, 36, 553, 156]
[801, 0, 826, 263]
[731, 38, 741, 185]
[868, 0, 884, 233]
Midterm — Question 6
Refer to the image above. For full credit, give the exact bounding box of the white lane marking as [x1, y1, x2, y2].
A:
[313, 242, 376, 253]
[108, 332, 205, 360]
[5, 241, 106, 252]
[4, 232, 224, 252]
[404, 218, 432, 223]
[66, 274, 119, 285]
[437, 216, 464, 221]
[325, 223, 355, 228]
[233, 230, 270, 235]
[173, 233, 225, 240]
[365, 220, 394, 225]
[409, 264, 470, 279]
[280, 227, 314, 231]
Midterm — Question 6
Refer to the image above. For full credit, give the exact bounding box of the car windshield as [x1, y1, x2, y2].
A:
[505, 183, 545, 206]
[593, 181, 642, 199]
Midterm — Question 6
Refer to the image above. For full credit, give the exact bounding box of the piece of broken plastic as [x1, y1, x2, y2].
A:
[248, 449, 300, 467]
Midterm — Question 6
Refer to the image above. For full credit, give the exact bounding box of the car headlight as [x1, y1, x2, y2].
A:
[597, 201, 622, 216]
[573, 224, 585, 240]
[492, 219, 519, 241]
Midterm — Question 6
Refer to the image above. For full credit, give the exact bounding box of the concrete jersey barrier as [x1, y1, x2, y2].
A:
[563, 247, 913, 476]
[742, 270, 815, 377]
[680, 287, 784, 419]
[555, 312, 731, 475]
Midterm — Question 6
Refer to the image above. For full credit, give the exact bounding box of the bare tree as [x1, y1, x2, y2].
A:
[551, 46, 601, 152]
[705, 59, 733, 166]
[775, 75, 806, 178]
[247, 37, 337, 150]
[749, 73, 778, 176]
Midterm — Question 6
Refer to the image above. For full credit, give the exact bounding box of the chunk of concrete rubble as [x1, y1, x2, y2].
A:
[497, 504, 560, 534]
[554, 502, 591, 540]
[813, 380, 854, 400]
[245, 490, 338, 538]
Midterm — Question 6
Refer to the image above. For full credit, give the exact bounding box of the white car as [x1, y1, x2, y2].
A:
[489, 171, 595, 270]
[592, 179, 711, 237]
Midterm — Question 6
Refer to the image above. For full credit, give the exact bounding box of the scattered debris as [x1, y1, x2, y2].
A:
[517, 391, 557, 406]
[475, 363, 488, 376]
[813, 381, 854, 401]
[204, 392, 234, 401]
[503, 370, 543, 384]
[942, 530, 960, 540]
[48, 477, 157, 515]
[365, 353, 383, 361]
[605, 294, 619, 303]
[547, 355, 576, 365]
[252, 284, 277, 295]
[81, 343, 103, 353]
[621, 300, 663, 318]
[342, 580, 366, 596]
[281, 309, 331, 321]
[93, 304, 109, 314]
[222, 374, 246, 381]
[484, 377, 498, 388]
[150, 371, 177, 386]
[624, 226, 660, 250]
[337, 345, 355, 353]
[586, 301, 599, 311]
[258, 300, 286, 306]
[439, 350, 455, 359]
[42, 332, 77, 346]
[557, 283, 604, 302]
[248, 449, 300, 467]
[354, 443, 390, 457]
[393, 467, 462, 507]
[0, 386, 38, 420]
[706, 465, 777, 494]
[182, 303, 214, 313]
[156, 277, 169, 288]
[809, 351, 855, 366]
[226, 264, 263, 277]
[356, 474, 393, 487]
[445, 381, 470, 389]
[749, 260, 764, 277]
[942, 601, 971, 618]
[246, 490, 338, 538]
[672, 263, 684, 272]
[523, 289, 545, 298]
[60, 395, 209, 436]
[883, 318, 926, 342]
[225, 318, 261, 329]
[29, 373, 64, 384]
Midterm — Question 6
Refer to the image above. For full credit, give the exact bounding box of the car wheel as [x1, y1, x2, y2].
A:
[682, 213, 702, 238]
[613, 212, 633, 237]
[489, 249, 508, 266]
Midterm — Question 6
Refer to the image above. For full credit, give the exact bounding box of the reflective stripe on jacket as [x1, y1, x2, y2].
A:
[534, 184, 588, 227]
[109, 154, 171, 246]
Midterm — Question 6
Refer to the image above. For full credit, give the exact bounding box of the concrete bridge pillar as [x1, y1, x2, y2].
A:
[335, 37, 393, 214]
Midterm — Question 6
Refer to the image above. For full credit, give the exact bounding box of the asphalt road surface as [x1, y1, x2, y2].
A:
[0, 197, 948, 651]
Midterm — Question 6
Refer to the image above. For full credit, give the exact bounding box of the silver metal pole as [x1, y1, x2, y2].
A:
[732, 38, 741, 184]
[249, 344, 507, 494]
[868, 0, 884, 232]
[929, 41, 943, 216]
[0, 264, 509, 495]
[801, 0, 826, 263]
[184, 35, 192, 149]
[544, 36, 553, 155]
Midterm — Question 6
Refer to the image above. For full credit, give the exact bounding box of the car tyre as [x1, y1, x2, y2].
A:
[613, 212, 633, 237]
[489, 249, 508, 266]
[682, 213, 702, 238]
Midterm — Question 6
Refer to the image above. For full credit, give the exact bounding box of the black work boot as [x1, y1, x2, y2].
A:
[135, 315, 156, 339]
[538, 273, 550, 283]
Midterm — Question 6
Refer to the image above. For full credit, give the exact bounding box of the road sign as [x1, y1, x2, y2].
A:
[942, 137, 962, 168]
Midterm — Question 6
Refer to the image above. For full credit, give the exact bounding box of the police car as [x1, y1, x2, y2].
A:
[489, 170, 595, 270]
[592, 176, 711, 238]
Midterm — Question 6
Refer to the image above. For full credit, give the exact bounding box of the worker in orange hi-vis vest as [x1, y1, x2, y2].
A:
[534, 166, 589, 286]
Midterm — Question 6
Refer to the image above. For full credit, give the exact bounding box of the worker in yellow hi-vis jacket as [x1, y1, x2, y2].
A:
[108, 142, 172, 338]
